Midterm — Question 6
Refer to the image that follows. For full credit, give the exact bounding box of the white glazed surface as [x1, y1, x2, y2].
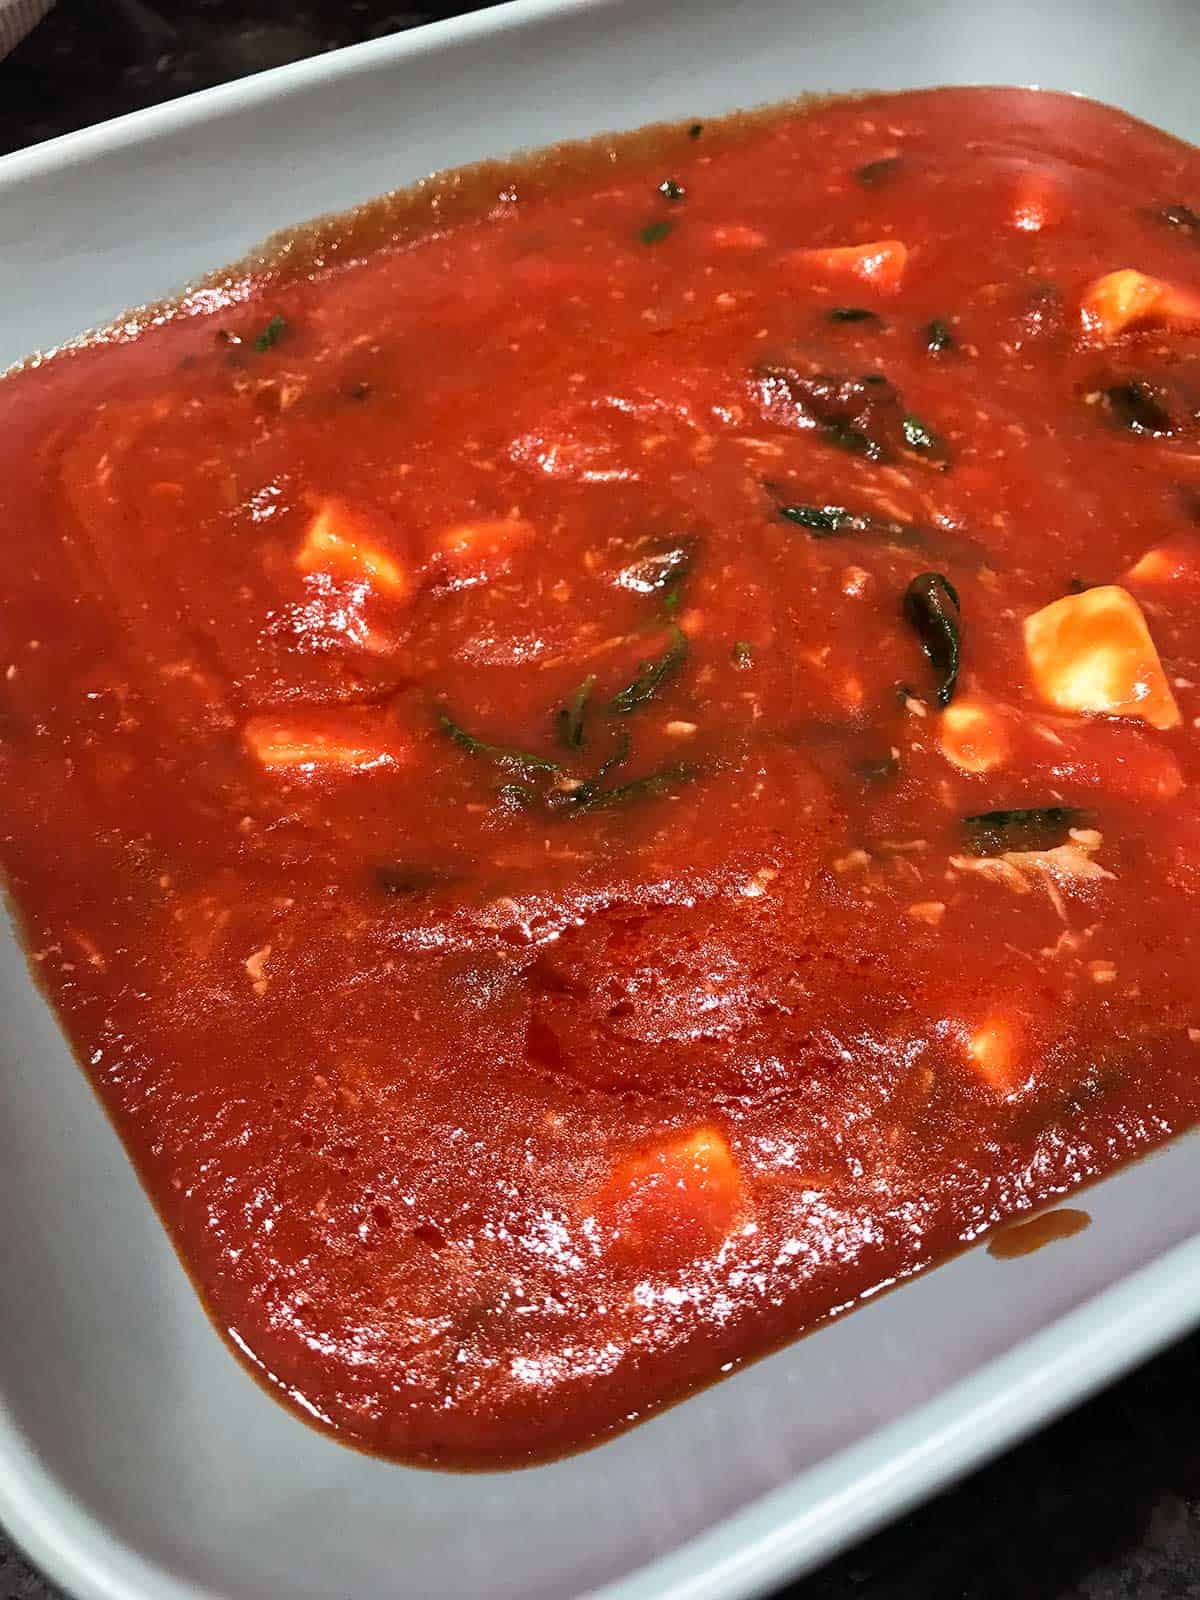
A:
[2, 3, 1200, 1597]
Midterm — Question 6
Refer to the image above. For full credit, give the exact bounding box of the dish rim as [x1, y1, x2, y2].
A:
[3, 6, 1200, 1597]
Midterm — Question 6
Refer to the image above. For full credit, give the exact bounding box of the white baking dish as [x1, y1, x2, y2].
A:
[2, 2, 1200, 1596]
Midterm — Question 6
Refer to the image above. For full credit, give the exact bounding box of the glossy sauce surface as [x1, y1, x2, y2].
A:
[2, 88, 1200, 1466]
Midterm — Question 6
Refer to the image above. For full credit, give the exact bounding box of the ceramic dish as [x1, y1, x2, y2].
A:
[2, 2, 1199, 1597]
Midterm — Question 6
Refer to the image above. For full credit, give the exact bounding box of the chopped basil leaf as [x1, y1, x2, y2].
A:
[557, 675, 596, 750]
[857, 750, 900, 783]
[607, 625, 689, 714]
[732, 640, 754, 669]
[829, 422, 884, 460]
[374, 862, 460, 896]
[902, 571, 961, 707]
[828, 306, 881, 324]
[778, 503, 870, 536]
[688, 122, 704, 139]
[658, 178, 686, 201]
[924, 318, 955, 353]
[640, 219, 674, 245]
[856, 155, 902, 187]
[561, 730, 631, 811]
[254, 314, 287, 353]
[1148, 202, 1200, 236]
[497, 782, 538, 809]
[438, 709, 561, 775]
[902, 413, 941, 454]
[963, 806, 1088, 857]
[1102, 381, 1175, 436]
[570, 762, 697, 813]
[617, 537, 697, 594]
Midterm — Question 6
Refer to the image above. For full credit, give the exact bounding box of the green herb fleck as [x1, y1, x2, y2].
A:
[640, 219, 675, 246]
[438, 710, 561, 776]
[902, 413, 941, 453]
[963, 807, 1088, 857]
[1102, 381, 1174, 436]
[687, 122, 704, 140]
[662, 587, 681, 616]
[778, 503, 869, 536]
[497, 782, 538, 809]
[557, 675, 596, 751]
[570, 762, 697, 813]
[1149, 202, 1200, 235]
[856, 156, 902, 187]
[924, 318, 955, 353]
[568, 730, 630, 807]
[607, 625, 689, 714]
[254, 314, 287, 353]
[828, 306, 881, 324]
[902, 571, 961, 708]
[658, 178, 686, 201]
[828, 422, 884, 460]
[732, 640, 754, 669]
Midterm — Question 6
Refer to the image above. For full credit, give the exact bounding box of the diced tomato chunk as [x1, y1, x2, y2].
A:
[789, 239, 908, 293]
[437, 517, 535, 581]
[243, 709, 408, 772]
[1023, 585, 1181, 729]
[1009, 169, 1063, 233]
[1125, 541, 1200, 588]
[592, 1125, 745, 1269]
[295, 500, 410, 599]
[1079, 269, 1200, 343]
[965, 1014, 1022, 1095]
[940, 698, 1010, 773]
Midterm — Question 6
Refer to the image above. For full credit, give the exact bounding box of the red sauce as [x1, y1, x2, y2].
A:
[987, 1207, 1091, 1259]
[2, 87, 1200, 1467]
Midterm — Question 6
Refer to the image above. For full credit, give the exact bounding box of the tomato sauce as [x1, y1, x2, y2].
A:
[2, 87, 1200, 1467]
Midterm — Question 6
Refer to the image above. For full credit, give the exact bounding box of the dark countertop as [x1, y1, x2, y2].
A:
[1, 5, 1197, 1598]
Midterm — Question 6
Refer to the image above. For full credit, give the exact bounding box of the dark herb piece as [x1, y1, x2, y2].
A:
[924, 318, 955, 353]
[658, 178, 687, 201]
[962, 806, 1088, 857]
[901, 412, 946, 459]
[254, 314, 287, 353]
[829, 422, 883, 459]
[607, 626, 689, 714]
[557, 675, 596, 750]
[688, 122, 704, 139]
[497, 782, 538, 809]
[1101, 380, 1175, 436]
[437, 710, 561, 775]
[563, 731, 631, 811]
[617, 537, 697, 594]
[778, 502, 869, 536]
[661, 587, 681, 616]
[640, 219, 674, 245]
[828, 306, 881, 324]
[902, 571, 961, 707]
[375, 862, 460, 896]
[857, 750, 900, 783]
[856, 156, 903, 187]
[1148, 202, 1200, 236]
[570, 762, 697, 813]
[348, 381, 372, 401]
[754, 366, 906, 464]
[732, 640, 754, 669]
